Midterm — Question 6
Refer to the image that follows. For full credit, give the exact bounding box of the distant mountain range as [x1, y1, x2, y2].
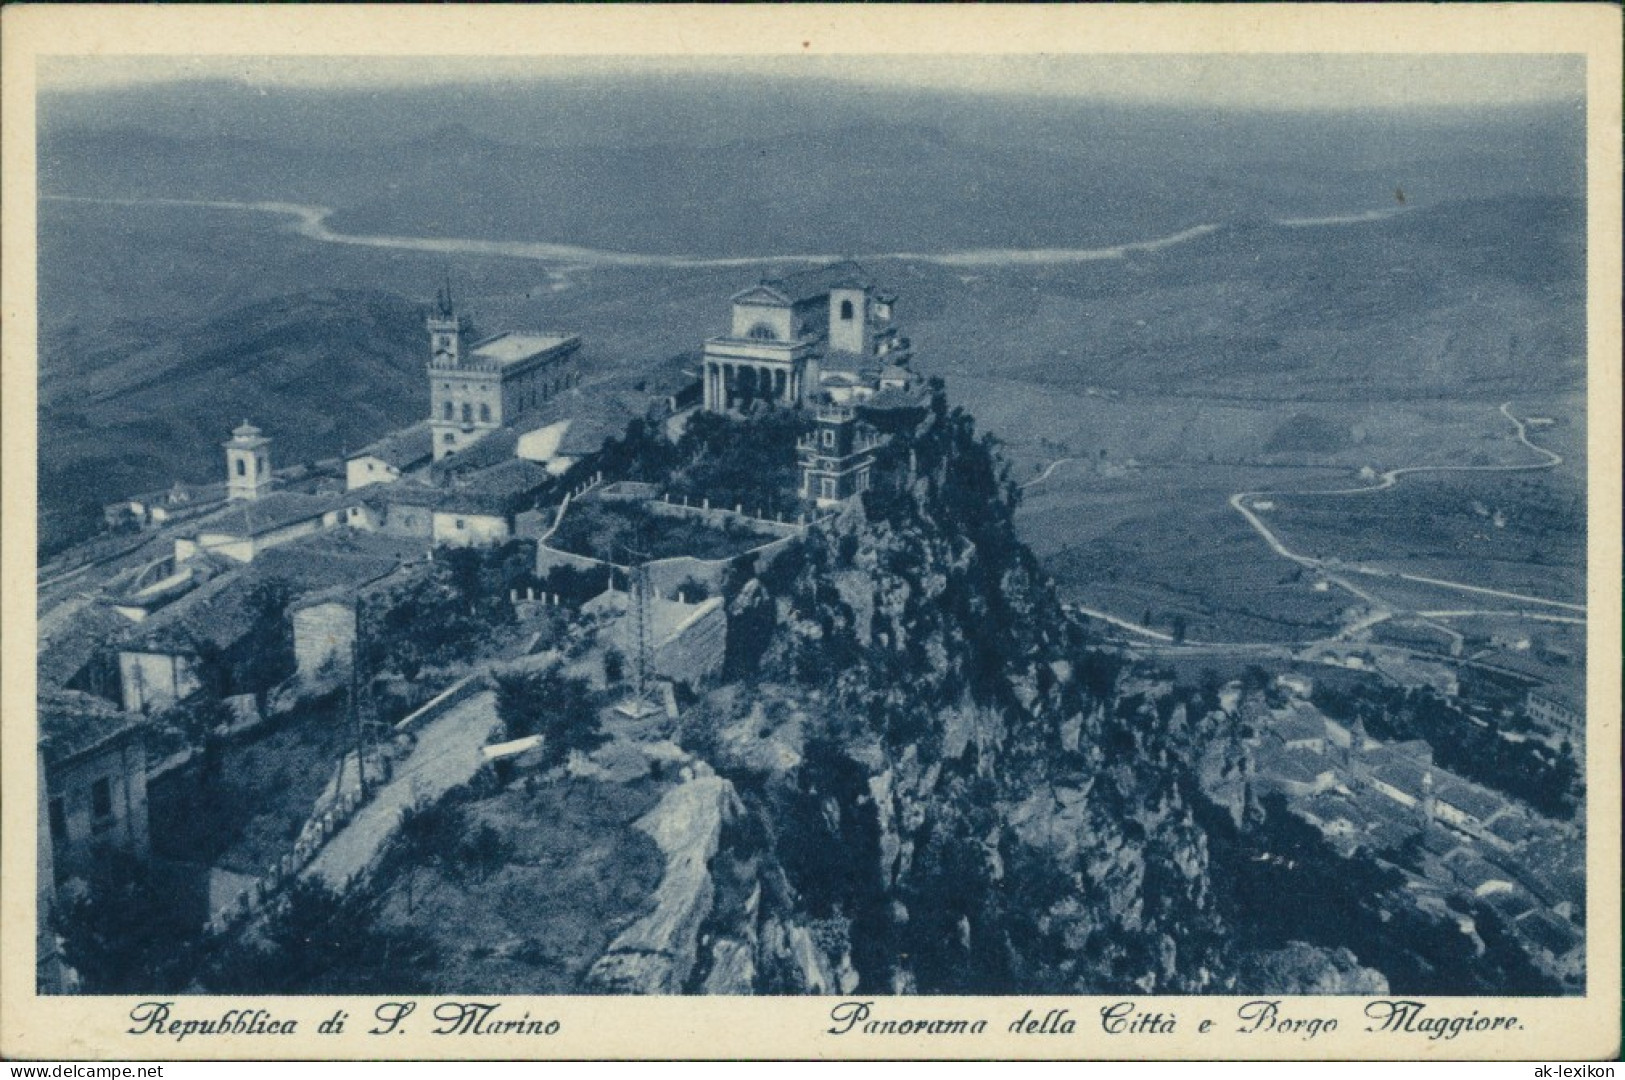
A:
[40, 77, 1583, 257]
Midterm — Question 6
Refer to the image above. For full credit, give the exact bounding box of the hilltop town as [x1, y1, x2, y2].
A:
[36, 263, 1583, 997]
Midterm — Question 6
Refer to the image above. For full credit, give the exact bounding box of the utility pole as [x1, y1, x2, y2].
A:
[615, 541, 660, 719]
[347, 594, 369, 796]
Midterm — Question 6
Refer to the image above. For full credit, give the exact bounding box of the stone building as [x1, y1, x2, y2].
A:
[798, 404, 879, 507]
[1525, 686, 1582, 738]
[173, 491, 349, 565]
[427, 284, 581, 461]
[39, 691, 150, 882]
[345, 422, 434, 490]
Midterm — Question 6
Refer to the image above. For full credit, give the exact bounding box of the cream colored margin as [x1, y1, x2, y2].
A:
[2, 3, 1619, 1062]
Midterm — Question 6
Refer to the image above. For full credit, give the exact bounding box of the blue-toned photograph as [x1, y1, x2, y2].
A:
[34, 52, 1587, 999]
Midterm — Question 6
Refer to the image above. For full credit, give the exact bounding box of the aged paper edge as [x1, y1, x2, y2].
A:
[2, 2, 1619, 1062]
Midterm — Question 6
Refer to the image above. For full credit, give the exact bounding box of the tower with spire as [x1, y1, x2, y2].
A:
[424, 274, 583, 462]
[426, 275, 469, 369]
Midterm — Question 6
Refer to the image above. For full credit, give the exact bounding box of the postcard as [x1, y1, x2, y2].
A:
[2, 2, 1619, 1061]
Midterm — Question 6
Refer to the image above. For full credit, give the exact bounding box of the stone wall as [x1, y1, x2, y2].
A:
[291, 601, 356, 678]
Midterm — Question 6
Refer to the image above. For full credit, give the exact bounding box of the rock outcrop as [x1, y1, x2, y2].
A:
[586, 769, 741, 993]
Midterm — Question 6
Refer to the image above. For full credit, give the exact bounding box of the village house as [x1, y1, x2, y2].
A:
[431, 458, 554, 547]
[286, 565, 407, 680]
[799, 404, 880, 507]
[1525, 685, 1582, 739]
[104, 479, 229, 531]
[39, 691, 150, 882]
[345, 422, 434, 490]
[118, 542, 406, 712]
[173, 489, 351, 565]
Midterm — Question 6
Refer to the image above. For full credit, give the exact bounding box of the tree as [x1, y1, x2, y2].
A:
[203, 879, 436, 994]
[56, 848, 208, 993]
[494, 665, 605, 769]
[391, 796, 467, 913]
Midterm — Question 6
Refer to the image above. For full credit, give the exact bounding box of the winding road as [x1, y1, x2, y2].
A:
[302, 690, 500, 890]
[1021, 457, 1080, 490]
[41, 194, 1396, 271]
[1228, 402, 1583, 615]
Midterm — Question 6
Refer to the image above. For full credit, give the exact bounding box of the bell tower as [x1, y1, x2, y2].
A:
[225, 420, 272, 501]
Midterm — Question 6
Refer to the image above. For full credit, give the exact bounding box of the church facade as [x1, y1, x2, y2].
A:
[702, 260, 911, 414]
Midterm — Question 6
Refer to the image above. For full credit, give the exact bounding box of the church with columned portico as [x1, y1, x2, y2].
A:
[701, 260, 915, 414]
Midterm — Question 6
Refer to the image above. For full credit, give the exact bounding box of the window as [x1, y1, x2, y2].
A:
[455, 518, 466, 530]
[443, 433, 456, 444]
[462, 403, 473, 424]
[821, 477, 836, 500]
[48, 797, 66, 844]
[479, 403, 492, 423]
[839, 299, 855, 321]
[747, 322, 777, 341]
[444, 402, 454, 421]
[822, 429, 835, 448]
[91, 777, 113, 821]
[235, 458, 247, 477]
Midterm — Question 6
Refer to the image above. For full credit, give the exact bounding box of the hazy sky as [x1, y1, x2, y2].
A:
[41, 54, 1584, 111]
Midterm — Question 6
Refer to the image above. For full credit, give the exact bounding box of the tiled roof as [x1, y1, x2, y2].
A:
[436, 459, 554, 517]
[1433, 780, 1505, 822]
[39, 690, 146, 768]
[38, 604, 134, 690]
[130, 539, 403, 654]
[350, 422, 434, 470]
[1271, 747, 1333, 785]
[1446, 850, 1512, 891]
[1467, 651, 1552, 683]
[860, 386, 931, 413]
[188, 491, 347, 541]
[1274, 704, 1328, 743]
[1369, 759, 1431, 801]
[432, 428, 521, 477]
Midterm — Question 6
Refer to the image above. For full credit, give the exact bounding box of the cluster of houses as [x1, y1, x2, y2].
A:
[1205, 682, 1584, 987]
[36, 262, 930, 990]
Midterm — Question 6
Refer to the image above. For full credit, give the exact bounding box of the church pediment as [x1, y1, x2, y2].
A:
[730, 284, 793, 307]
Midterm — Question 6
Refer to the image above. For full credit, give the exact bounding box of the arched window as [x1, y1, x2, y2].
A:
[479, 403, 492, 423]
[444, 402, 454, 421]
[235, 458, 247, 477]
[746, 322, 778, 341]
[462, 403, 473, 424]
[839, 299, 855, 321]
